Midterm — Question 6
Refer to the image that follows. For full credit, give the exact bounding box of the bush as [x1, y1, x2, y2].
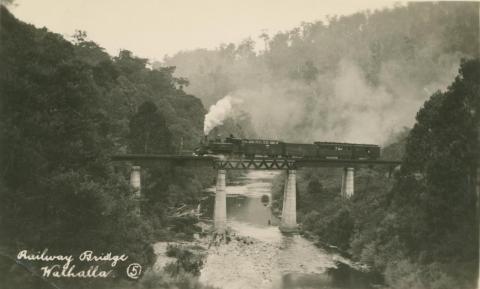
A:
[165, 245, 204, 277]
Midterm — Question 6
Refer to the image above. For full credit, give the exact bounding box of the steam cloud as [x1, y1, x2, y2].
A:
[204, 95, 243, 135]
[222, 57, 460, 145]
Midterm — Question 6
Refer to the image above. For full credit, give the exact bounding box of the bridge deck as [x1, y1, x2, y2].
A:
[111, 154, 215, 161]
[111, 154, 401, 169]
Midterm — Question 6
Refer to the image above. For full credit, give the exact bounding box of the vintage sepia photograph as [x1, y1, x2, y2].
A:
[0, 1, 479, 289]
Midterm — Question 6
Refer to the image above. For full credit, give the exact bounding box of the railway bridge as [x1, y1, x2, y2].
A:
[111, 154, 401, 233]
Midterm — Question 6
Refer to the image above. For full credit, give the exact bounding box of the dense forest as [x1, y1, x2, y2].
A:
[163, 2, 479, 145]
[0, 5, 214, 289]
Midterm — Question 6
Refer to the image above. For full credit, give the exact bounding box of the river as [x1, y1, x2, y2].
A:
[198, 170, 378, 289]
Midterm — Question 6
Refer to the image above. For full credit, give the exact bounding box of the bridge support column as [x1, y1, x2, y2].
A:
[214, 169, 227, 233]
[280, 170, 297, 233]
[341, 167, 355, 199]
[130, 166, 142, 215]
[130, 166, 142, 197]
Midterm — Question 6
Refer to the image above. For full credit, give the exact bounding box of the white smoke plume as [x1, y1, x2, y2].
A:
[204, 95, 243, 135]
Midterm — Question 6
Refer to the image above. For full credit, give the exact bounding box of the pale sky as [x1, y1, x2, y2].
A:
[9, 0, 399, 61]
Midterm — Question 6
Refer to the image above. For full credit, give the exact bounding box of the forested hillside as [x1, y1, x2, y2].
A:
[0, 6, 211, 288]
[164, 2, 479, 144]
[272, 59, 479, 289]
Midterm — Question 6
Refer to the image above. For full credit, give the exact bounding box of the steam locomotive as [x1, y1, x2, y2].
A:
[194, 135, 380, 160]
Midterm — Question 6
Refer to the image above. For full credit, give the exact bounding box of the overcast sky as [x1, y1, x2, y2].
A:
[10, 0, 399, 61]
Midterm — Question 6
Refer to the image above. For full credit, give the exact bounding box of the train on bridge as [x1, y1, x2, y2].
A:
[194, 136, 380, 160]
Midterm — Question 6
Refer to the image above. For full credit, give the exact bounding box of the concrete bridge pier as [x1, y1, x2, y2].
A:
[341, 167, 355, 199]
[130, 166, 142, 198]
[130, 166, 142, 215]
[214, 169, 227, 233]
[280, 170, 298, 233]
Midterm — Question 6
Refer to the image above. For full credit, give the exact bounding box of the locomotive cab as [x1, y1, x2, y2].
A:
[194, 135, 237, 156]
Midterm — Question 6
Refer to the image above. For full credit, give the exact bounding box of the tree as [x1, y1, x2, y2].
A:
[0, 6, 213, 288]
[128, 101, 173, 154]
[379, 59, 479, 289]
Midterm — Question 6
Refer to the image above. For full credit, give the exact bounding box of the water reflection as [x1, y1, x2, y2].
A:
[228, 196, 276, 226]
[261, 194, 270, 206]
[278, 263, 378, 289]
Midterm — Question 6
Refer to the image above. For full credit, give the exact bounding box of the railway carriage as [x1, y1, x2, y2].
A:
[284, 143, 317, 158]
[314, 142, 380, 160]
[241, 139, 283, 158]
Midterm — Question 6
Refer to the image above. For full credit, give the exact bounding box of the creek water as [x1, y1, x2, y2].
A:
[199, 170, 379, 289]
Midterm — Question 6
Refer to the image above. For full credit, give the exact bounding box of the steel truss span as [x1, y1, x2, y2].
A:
[214, 158, 297, 170]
